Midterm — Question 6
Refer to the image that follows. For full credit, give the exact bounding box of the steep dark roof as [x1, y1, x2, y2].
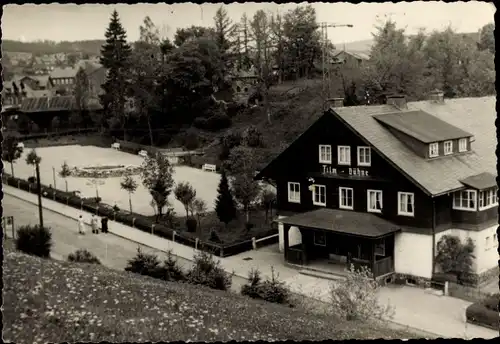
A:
[374, 110, 473, 143]
[280, 208, 400, 238]
[333, 96, 496, 196]
[459, 172, 496, 190]
[20, 96, 103, 113]
[50, 67, 77, 79]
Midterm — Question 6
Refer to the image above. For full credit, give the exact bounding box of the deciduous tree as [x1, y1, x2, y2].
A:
[190, 198, 207, 230]
[174, 181, 197, 220]
[2, 135, 23, 177]
[58, 161, 71, 192]
[120, 175, 138, 213]
[435, 235, 475, 279]
[259, 189, 276, 223]
[174, 25, 215, 47]
[478, 23, 494, 55]
[141, 153, 174, 222]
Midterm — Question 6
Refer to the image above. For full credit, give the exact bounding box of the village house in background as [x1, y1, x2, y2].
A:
[256, 91, 497, 285]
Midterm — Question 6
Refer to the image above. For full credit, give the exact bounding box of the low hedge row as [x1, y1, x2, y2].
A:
[3, 174, 273, 258]
[465, 302, 498, 330]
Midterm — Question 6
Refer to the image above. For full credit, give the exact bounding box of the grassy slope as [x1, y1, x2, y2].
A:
[3, 242, 418, 343]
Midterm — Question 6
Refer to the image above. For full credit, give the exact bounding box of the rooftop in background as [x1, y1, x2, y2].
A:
[374, 110, 473, 143]
[20, 95, 103, 113]
[50, 66, 78, 79]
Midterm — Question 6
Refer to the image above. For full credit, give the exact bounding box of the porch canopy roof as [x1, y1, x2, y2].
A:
[280, 208, 401, 239]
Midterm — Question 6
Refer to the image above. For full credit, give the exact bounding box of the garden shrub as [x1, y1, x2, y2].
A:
[482, 293, 499, 311]
[206, 113, 232, 132]
[186, 251, 233, 291]
[193, 117, 208, 130]
[68, 249, 101, 265]
[184, 129, 200, 150]
[242, 125, 263, 148]
[158, 250, 186, 282]
[209, 229, 222, 243]
[186, 217, 198, 233]
[241, 267, 291, 305]
[466, 302, 498, 329]
[15, 225, 53, 258]
[125, 247, 164, 279]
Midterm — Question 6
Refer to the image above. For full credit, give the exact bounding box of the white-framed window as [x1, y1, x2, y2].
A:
[367, 189, 383, 213]
[338, 146, 351, 165]
[429, 142, 439, 158]
[478, 188, 498, 210]
[444, 141, 453, 155]
[319, 145, 332, 164]
[375, 240, 386, 256]
[287, 182, 301, 204]
[339, 187, 354, 210]
[314, 231, 326, 246]
[357, 146, 371, 166]
[398, 192, 415, 216]
[458, 138, 468, 152]
[312, 185, 326, 206]
[453, 189, 477, 211]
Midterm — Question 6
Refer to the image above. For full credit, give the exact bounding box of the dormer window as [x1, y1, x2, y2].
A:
[444, 141, 453, 155]
[458, 138, 468, 152]
[429, 143, 439, 158]
[479, 188, 498, 210]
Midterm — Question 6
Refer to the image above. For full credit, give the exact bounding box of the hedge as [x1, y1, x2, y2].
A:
[466, 302, 498, 330]
[4, 174, 276, 258]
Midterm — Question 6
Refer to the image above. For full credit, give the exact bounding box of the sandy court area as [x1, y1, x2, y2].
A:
[5, 145, 221, 216]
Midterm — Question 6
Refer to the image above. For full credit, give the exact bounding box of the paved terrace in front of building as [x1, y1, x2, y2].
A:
[3, 184, 498, 339]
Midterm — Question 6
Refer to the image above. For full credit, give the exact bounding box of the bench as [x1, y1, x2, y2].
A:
[202, 163, 216, 172]
[138, 150, 148, 158]
[17, 142, 25, 149]
[111, 143, 120, 150]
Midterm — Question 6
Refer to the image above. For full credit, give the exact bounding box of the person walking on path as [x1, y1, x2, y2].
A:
[91, 214, 99, 234]
[101, 216, 109, 233]
[78, 215, 86, 235]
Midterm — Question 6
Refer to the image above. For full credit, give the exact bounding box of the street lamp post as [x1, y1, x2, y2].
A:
[52, 166, 57, 189]
[35, 162, 44, 228]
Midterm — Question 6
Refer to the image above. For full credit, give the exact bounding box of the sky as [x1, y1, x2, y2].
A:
[2, 2, 495, 45]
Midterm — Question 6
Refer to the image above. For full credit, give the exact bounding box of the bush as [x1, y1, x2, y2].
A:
[186, 251, 233, 291]
[329, 264, 394, 321]
[209, 229, 222, 243]
[186, 217, 198, 233]
[183, 129, 200, 150]
[27, 176, 36, 184]
[242, 125, 263, 148]
[68, 249, 101, 264]
[159, 250, 186, 282]
[125, 247, 164, 279]
[193, 117, 207, 130]
[15, 225, 52, 258]
[241, 267, 291, 305]
[482, 293, 499, 311]
[466, 302, 498, 329]
[206, 113, 231, 131]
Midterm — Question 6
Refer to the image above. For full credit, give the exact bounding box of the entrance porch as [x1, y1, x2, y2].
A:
[280, 208, 400, 279]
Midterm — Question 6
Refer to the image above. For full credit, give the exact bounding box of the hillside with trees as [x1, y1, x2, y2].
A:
[2, 39, 106, 55]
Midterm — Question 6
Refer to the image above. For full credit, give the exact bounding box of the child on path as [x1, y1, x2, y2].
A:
[91, 214, 99, 234]
[78, 215, 86, 235]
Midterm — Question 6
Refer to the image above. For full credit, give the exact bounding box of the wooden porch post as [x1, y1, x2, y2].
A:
[371, 239, 377, 278]
[283, 223, 290, 262]
[300, 227, 307, 265]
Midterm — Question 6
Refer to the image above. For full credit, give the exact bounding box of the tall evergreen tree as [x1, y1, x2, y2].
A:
[99, 9, 132, 139]
[215, 170, 237, 227]
[213, 6, 236, 78]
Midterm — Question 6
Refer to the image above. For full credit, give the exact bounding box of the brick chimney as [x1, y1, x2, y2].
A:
[386, 94, 407, 110]
[327, 97, 344, 108]
[429, 89, 444, 104]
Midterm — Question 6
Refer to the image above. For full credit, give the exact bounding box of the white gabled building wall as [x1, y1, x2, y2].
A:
[277, 216, 302, 253]
[394, 232, 433, 279]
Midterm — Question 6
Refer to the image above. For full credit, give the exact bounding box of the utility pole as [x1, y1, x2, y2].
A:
[319, 22, 354, 105]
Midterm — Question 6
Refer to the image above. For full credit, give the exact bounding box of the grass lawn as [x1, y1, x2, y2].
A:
[150, 208, 276, 245]
[3, 243, 419, 342]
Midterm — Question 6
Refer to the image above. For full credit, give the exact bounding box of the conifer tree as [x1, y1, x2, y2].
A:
[215, 170, 237, 227]
[99, 9, 132, 139]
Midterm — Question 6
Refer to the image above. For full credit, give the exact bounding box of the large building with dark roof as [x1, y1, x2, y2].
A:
[256, 92, 497, 284]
